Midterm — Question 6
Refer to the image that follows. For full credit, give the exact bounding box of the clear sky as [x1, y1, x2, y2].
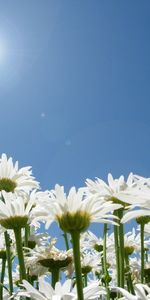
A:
[0, 1, 150, 193]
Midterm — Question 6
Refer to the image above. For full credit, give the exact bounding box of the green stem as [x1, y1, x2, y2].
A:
[103, 224, 107, 275]
[36, 280, 39, 290]
[24, 224, 30, 248]
[145, 250, 148, 263]
[63, 232, 69, 250]
[84, 274, 87, 287]
[24, 224, 31, 283]
[30, 275, 37, 286]
[103, 224, 110, 300]
[51, 268, 59, 288]
[113, 211, 120, 287]
[14, 228, 27, 281]
[0, 258, 6, 300]
[96, 272, 100, 280]
[101, 252, 104, 284]
[145, 272, 150, 284]
[141, 223, 145, 283]
[4, 231, 13, 295]
[124, 253, 135, 294]
[71, 231, 84, 300]
[118, 209, 125, 288]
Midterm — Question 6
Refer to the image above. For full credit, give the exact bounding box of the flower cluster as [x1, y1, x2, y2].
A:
[0, 154, 150, 299]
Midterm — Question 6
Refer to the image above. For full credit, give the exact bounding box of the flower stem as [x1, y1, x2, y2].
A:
[124, 253, 135, 294]
[51, 268, 59, 288]
[0, 258, 6, 300]
[113, 211, 120, 287]
[140, 223, 145, 283]
[63, 232, 69, 250]
[145, 250, 148, 263]
[103, 224, 108, 276]
[4, 231, 13, 295]
[101, 252, 104, 274]
[103, 224, 110, 300]
[71, 231, 84, 300]
[14, 228, 27, 281]
[118, 209, 125, 288]
[24, 224, 30, 248]
[84, 274, 87, 287]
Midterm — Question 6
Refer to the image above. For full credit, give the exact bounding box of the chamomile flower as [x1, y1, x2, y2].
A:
[25, 242, 73, 273]
[80, 251, 101, 276]
[0, 153, 39, 194]
[80, 231, 103, 252]
[123, 228, 149, 255]
[25, 256, 48, 279]
[18, 276, 105, 300]
[110, 176, 149, 224]
[22, 225, 51, 249]
[0, 191, 34, 229]
[129, 257, 141, 284]
[86, 173, 139, 206]
[32, 184, 122, 233]
[121, 207, 150, 224]
[18, 277, 74, 300]
[116, 283, 150, 300]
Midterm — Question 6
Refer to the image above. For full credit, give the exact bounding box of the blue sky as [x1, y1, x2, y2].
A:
[0, 1, 150, 240]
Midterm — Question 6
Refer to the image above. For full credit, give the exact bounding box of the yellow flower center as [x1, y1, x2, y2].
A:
[124, 246, 135, 255]
[82, 266, 92, 274]
[0, 250, 6, 259]
[0, 216, 28, 229]
[57, 211, 91, 233]
[136, 216, 150, 225]
[94, 244, 103, 252]
[0, 178, 17, 192]
[38, 257, 72, 270]
[144, 268, 150, 276]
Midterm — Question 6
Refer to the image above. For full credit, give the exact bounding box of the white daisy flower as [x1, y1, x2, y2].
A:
[116, 283, 150, 300]
[129, 256, 141, 284]
[86, 173, 140, 206]
[19, 277, 74, 300]
[123, 228, 149, 254]
[117, 174, 150, 214]
[0, 153, 39, 194]
[121, 177, 150, 224]
[18, 276, 105, 300]
[121, 207, 150, 224]
[32, 184, 122, 232]
[80, 251, 101, 275]
[0, 191, 34, 229]
[25, 242, 73, 272]
[24, 226, 50, 249]
[80, 231, 103, 252]
[86, 173, 150, 209]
